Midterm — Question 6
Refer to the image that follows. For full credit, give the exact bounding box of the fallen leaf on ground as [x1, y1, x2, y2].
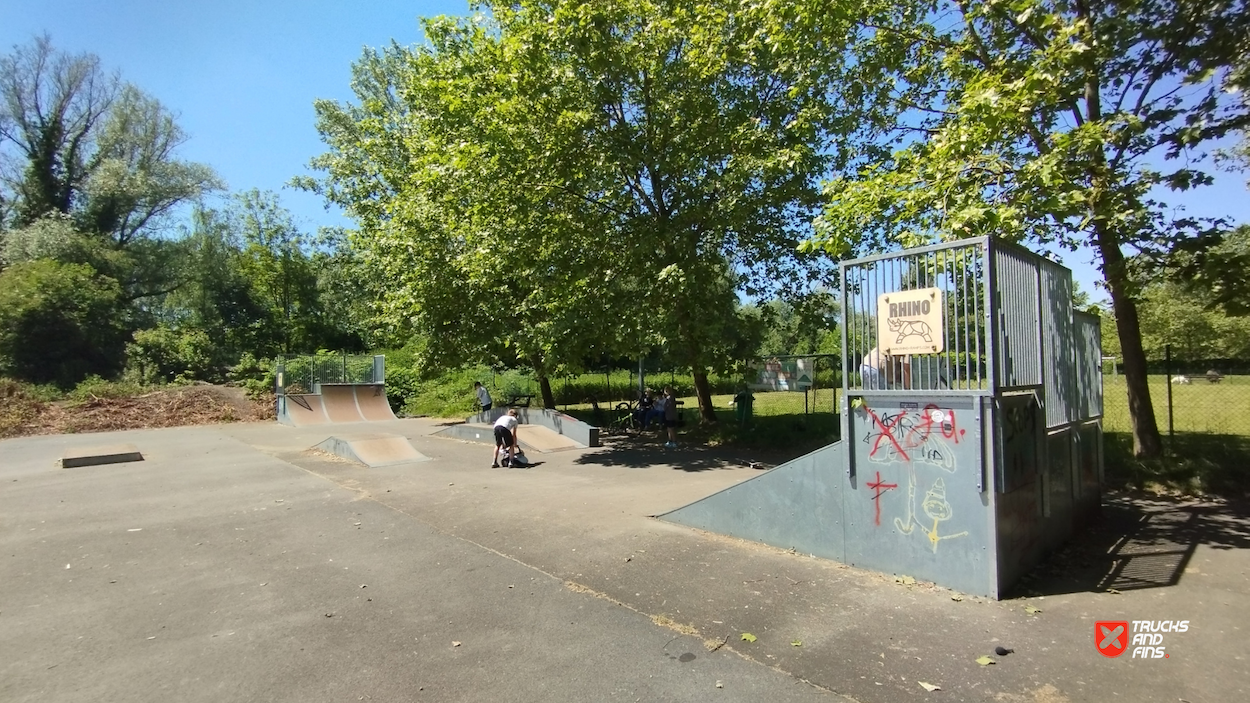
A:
[919, 681, 941, 692]
[976, 655, 996, 666]
[951, 594, 963, 601]
[791, 640, 802, 647]
[740, 633, 757, 643]
[452, 641, 461, 647]
[1024, 605, 1042, 614]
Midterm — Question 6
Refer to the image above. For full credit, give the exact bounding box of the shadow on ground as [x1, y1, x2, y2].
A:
[1007, 492, 1250, 598]
[575, 434, 773, 472]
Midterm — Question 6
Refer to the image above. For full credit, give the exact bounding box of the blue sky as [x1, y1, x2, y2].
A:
[2, 0, 1247, 303]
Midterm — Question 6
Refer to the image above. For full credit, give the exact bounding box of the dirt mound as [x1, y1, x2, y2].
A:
[1, 384, 275, 439]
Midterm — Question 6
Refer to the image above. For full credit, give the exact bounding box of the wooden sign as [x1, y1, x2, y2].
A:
[877, 288, 944, 355]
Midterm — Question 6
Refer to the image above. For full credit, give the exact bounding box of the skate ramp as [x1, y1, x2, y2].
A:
[279, 394, 331, 426]
[434, 423, 585, 453]
[659, 441, 849, 559]
[278, 384, 397, 426]
[312, 434, 429, 467]
[467, 407, 599, 448]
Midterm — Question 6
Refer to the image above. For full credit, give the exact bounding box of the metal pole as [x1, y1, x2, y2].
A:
[1165, 343, 1174, 438]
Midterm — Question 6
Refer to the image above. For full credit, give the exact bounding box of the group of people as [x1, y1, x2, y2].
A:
[636, 386, 680, 448]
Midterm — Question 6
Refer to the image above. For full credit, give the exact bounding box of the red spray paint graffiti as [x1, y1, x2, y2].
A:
[866, 470, 898, 526]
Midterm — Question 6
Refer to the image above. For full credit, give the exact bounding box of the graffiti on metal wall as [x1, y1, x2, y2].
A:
[863, 404, 966, 471]
[860, 403, 971, 552]
[894, 474, 970, 552]
[999, 395, 1041, 492]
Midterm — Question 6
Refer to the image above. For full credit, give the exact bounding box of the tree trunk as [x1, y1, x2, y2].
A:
[692, 369, 718, 423]
[539, 374, 555, 409]
[1095, 225, 1163, 458]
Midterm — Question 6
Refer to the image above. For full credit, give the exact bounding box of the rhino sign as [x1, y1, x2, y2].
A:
[888, 318, 934, 344]
[877, 288, 944, 354]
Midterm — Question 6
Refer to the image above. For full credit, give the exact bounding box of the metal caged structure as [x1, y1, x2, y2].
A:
[663, 238, 1103, 598]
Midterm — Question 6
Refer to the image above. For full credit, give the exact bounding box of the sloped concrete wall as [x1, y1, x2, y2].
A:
[659, 441, 848, 563]
[662, 393, 1002, 598]
[469, 407, 599, 447]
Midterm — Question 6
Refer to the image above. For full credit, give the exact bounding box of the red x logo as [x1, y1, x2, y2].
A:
[1096, 621, 1129, 657]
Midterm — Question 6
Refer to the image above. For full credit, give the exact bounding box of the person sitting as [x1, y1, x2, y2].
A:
[636, 389, 657, 429]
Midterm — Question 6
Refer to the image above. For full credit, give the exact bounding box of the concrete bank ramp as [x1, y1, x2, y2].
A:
[437, 407, 599, 449]
[435, 423, 584, 453]
[312, 434, 429, 468]
[659, 441, 849, 557]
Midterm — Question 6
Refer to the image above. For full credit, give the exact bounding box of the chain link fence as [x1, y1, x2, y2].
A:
[1102, 353, 1250, 436]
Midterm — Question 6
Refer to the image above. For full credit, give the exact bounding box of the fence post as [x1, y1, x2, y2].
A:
[1165, 343, 1174, 438]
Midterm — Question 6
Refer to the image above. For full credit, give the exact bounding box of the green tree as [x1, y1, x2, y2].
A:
[231, 190, 321, 355]
[307, 0, 903, 419]
[0, 36, 221, 299]
[807, 0, 1249, 457]
[305, 27, 639, 408]
[0, 259, 127, 386]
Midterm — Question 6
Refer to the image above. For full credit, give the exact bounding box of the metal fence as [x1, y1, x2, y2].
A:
[1102, 354, 1250, 436]
[841, 239, 990, 393]
[277, 354, 382, 395]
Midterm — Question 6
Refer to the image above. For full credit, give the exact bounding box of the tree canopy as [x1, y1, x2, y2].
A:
[305, 0, 920, 416]
[804, 0, 1250, 456]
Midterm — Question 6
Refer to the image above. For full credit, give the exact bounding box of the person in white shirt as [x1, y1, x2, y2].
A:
[474, 381, 492, 411]
[492, 409, 520, 467]
[861, 347, 911, 390]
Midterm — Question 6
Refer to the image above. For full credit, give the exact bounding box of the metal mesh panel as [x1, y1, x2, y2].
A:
[992, 246, 1042, 389]
[841, 239, 990, 394]
[277, 354, 380, 393]
[1073, 311, 1103, 419]
[1039, 260, 1077, 427]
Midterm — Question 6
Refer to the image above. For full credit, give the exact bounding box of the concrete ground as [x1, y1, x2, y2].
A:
[2, 418, 1246, 702]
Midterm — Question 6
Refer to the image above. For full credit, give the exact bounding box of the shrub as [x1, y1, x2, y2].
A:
[66, 375, 146, 402]
[228, 353, 277, 399]
[126, 326, 218, 384]
[0, 260, 128, 388]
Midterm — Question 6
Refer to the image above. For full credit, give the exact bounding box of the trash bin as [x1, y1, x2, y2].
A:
[734, 390, 754, 426]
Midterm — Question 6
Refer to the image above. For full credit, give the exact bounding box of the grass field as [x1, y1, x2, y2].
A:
[558, 377, 1250, 497]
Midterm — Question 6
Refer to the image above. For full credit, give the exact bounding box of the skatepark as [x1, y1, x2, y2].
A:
[2, 414, 1247, 702]
[3, 239, 1248, 701]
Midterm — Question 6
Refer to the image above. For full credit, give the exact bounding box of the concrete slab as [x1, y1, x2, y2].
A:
[60, 443, 144, 468]
[3, 419, 1247, 703]
[0, 424, 840, 703]
[312, 433, 430, 467]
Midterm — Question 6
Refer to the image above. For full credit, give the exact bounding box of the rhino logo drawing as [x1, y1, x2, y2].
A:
[888, 318, 933, 343]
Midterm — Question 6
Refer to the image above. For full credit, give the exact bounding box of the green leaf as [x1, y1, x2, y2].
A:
[741, 633, 757, 643]
[976, 655, 996, 666]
